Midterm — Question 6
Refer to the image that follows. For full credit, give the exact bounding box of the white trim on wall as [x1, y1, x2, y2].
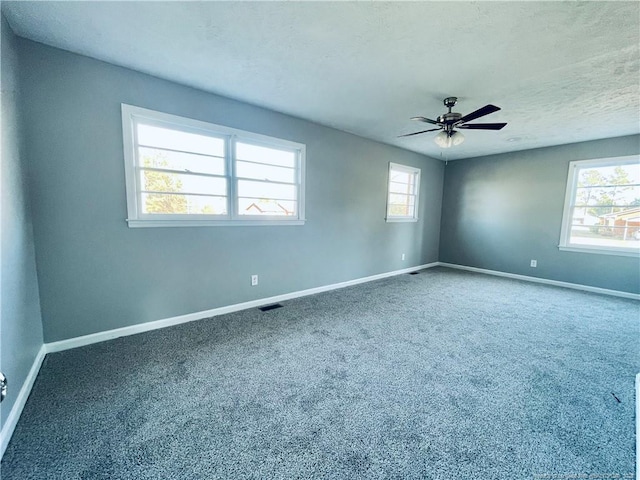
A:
[121, 103, 307, 227]
[0, 345, 46, 459]
[45, 263, 439, 353]
[558, 155, 640, 258]
[2, 262, 636, 461]
[44, 261, 639, 355]
[0, 263, 433, 460]
[438, 262, 640, 300]
[386, 162, 421, 222]
[0, 263, 437, 459]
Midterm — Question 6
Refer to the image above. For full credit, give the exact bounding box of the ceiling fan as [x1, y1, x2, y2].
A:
[400, 97, 507, 148]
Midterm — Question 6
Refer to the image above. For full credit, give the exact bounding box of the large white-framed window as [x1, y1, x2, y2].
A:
[559, 155, 639, 257]
[386, 162, 420, 222]
[121, 104, 306, 227]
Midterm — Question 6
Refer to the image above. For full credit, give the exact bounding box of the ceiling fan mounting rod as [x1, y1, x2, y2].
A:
[443, 96, 458, 112]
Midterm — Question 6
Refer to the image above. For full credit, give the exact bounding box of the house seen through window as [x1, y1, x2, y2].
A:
[559, 156, 639, 256]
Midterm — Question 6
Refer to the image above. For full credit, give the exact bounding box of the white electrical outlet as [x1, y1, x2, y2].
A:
[401, 253, 406, 261]
[251, 274, 259, 286]
[530, 260, 537, 268]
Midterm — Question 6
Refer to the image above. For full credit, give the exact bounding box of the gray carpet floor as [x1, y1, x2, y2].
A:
[1, 267, 638, 479]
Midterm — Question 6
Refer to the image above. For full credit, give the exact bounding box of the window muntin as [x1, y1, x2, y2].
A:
[139, 148, 226, 176]
[386, 163, 420, 222]
[559, 156, 640, 256]
[122, 105, 305, 227]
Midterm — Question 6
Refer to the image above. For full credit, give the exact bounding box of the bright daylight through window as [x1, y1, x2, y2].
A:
[386, 163, 420, 222]
[122, 105, 305, 227]
[559, 156, 640, 256]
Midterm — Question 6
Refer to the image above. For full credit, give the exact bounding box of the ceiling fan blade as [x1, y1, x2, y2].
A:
[457, 104, 500, 124]
[398, 128, 442, 138]
[410, 116, 439, 125]
[458, 123, 507, 130]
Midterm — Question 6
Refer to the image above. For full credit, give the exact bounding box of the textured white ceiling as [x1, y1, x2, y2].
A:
[3, 1, 639, 160]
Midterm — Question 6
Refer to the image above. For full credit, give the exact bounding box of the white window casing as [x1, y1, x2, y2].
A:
[386, 162, 420, 222]
[559, 155, 639, 257]
[121, 104, 306, 227]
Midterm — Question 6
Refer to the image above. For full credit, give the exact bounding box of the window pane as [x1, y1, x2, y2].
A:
[390, 170, 410, 183]
[137, 123, 225, 157]
[236, 161, 295, 183]
[586, 205, 630, 217]
[575, 185, 640, 206]
[387, 164, 420, 220]
[389, 193, 416, 206]
[139, 147, 225, 176]
[124, 105, 306, 225]
[389, 180, 417, 194]
[141, 170, 226, 196]
[238, 198, 296, 216]
[141, 193, 227, 215]
[237, 180, 297, 200]
[569, 224, 640, 249]
[391, 169, 418, 186]
[578, 164, 640, 186]
[388, 204, 415, 217]
[236, 142, 296, 168]
[570, 159, 640, 247]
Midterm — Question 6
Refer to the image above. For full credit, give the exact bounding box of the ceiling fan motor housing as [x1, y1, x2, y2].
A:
[438, 112, 462, 125]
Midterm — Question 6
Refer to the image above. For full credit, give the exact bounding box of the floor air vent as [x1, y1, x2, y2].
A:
[259, 303, 283, 312]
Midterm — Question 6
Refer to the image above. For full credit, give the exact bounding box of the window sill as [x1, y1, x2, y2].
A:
[127, 219, 306, 228]
[385, 217, 418, 223]
[558, 245, 639, 258]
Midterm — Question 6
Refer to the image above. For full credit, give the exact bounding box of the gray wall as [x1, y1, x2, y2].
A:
[18, 39, 444, 343]
[439, 135, 640, 294]
[0, 15, 44, 429]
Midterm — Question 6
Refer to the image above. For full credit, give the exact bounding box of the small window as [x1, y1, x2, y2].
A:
[386, 162, 420, 222]
[122, 105, 305, 227]
[559, 155, 639, 257]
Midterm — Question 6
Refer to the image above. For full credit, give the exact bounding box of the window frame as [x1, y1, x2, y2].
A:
[121, 104, 306, 227]
[385, 162, 421, 223]
[558, 155, 639, 257]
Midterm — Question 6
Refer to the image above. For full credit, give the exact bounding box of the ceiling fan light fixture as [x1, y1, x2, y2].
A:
[451, 130, 465, 146]
[434, 130, 464, 148]
[433, 131, 450, 148]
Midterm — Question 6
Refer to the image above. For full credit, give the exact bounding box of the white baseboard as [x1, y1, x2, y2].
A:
[0, 344, 46, 459]
[437, 262, 640, 300]
[0, 263, 635, 463]
[1, 262, 438, 459]
[45, 262, 439, 354]
[44, 260, 637, 354]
